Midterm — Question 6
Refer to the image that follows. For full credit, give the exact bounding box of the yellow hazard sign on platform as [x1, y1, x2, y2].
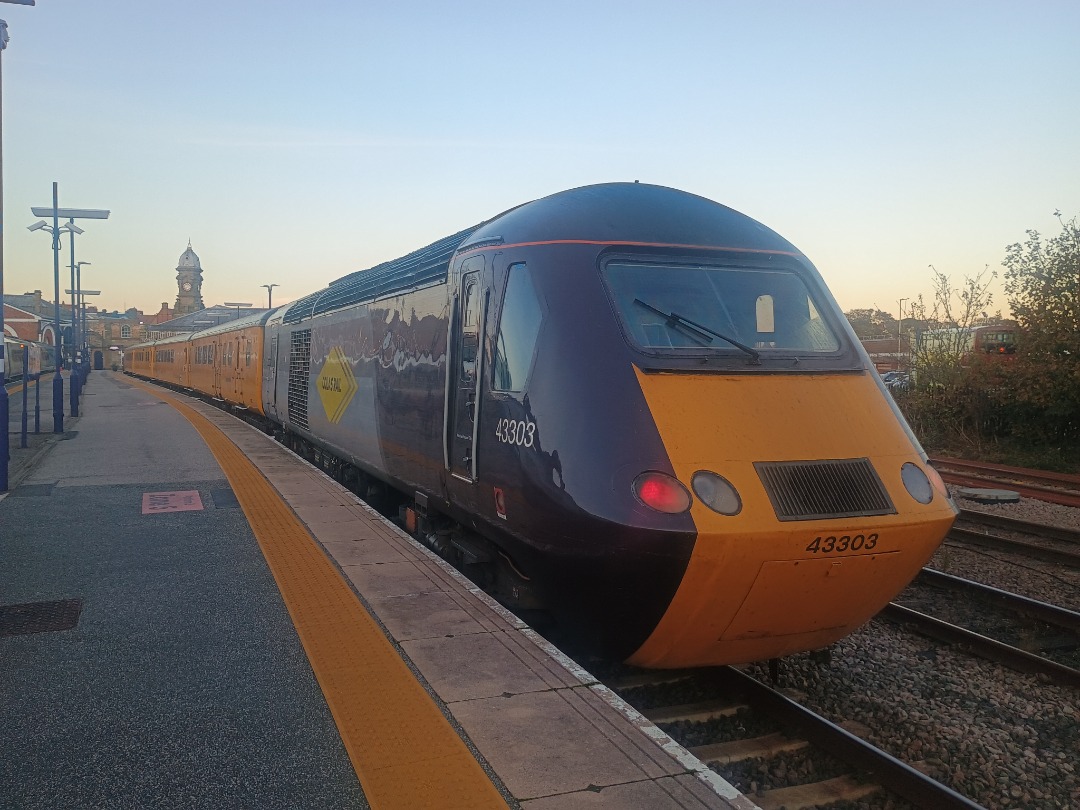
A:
[317, 346, 358, 424]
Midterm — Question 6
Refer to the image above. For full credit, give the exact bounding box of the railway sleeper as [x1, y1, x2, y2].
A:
[751, 775, 881, 810]
[690, 731, 808, 766]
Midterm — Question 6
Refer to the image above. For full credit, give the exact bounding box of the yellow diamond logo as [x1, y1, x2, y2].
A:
[317, 346, 357, 424]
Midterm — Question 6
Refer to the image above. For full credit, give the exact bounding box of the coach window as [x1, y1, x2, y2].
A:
[492, 263, 543, 392]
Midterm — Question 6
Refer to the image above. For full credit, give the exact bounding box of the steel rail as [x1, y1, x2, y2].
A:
[946, 526, 1080, 567]
[940, 472, 1080, 508]
[958, 508, 1080, 545]
[709, 666, 985, 809]
[930, 457, 1080, 490]
[915, 569, 1080, 632]
[879, 603, 1080, 688]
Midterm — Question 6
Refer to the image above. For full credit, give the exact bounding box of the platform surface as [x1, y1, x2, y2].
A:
[1, 371, 750, 809]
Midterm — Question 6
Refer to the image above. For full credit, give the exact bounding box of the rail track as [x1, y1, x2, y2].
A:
[947, 509, 1080, 567]
[931, 457, 1080, 508]
[599, 563, 1080, 808]
[604, 665, 983, 809]
[886, 569, 1080, 687]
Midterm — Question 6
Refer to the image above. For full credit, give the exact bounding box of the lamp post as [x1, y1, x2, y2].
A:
[62, 218, 84, 412]
[27, 186, 70, 432]
[897, 298, 907, 371]
[0, 1, 39, 492]
[74, 261, 90, 378]
[261, 283, 278, 309]
[28, 189, 110, 428]
[223, 301, 252, 321]
[65, 286, 98, 374]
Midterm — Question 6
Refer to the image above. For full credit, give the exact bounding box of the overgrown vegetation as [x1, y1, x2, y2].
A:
[1000, 213, 1080, 456]
[848, 214, 1079, 472]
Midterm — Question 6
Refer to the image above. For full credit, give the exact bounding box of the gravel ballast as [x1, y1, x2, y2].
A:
[741, 493, 1080, 809]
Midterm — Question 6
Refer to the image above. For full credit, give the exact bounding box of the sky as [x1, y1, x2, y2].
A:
[1, 0, 1078, 321]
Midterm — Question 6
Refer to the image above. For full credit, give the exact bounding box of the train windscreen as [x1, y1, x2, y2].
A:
[603, 261, 840, 357]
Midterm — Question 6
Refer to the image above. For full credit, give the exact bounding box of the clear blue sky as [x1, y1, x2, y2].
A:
[3, 0, 1077, 319]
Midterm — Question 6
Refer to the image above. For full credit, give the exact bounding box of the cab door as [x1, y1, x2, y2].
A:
[447, 256, 487, 482]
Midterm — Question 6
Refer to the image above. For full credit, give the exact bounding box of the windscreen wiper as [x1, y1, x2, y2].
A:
[634, 299, 761, 364]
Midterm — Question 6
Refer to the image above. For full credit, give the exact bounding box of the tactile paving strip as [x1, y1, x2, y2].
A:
[128, 379, 508, 809]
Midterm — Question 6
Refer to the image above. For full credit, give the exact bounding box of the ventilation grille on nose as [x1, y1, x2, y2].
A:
[754, 458, 895, 521]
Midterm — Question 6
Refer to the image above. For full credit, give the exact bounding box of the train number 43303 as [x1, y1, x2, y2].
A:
[806, 533, 879, 554]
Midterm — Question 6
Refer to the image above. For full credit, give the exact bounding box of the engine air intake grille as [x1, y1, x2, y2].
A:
[288, 329, 312, 431]
[754, 458, 895, 521]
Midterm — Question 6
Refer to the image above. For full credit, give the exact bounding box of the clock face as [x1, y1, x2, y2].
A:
[182, 281, 193, 292]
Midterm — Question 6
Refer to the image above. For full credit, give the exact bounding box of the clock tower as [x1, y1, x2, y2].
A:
[174, 240, 205, 314]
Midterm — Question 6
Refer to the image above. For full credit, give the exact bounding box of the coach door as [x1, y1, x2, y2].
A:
[233, 337, 241, 398]
[213, 339, 222, 397]
[267, 334, 280, 416]
[447, 257, 487, 482]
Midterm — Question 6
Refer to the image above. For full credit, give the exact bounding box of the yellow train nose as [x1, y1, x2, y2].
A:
[628, 514, 954, 668]
[625, 367, 956, 668]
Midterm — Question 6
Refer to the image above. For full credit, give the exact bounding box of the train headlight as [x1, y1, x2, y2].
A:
[691, 471, 742, 516]
[901, 462, 934, 504]
[633, 472, 691, 514]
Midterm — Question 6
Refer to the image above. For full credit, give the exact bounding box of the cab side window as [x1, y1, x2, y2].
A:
[492, 263, 543, 393]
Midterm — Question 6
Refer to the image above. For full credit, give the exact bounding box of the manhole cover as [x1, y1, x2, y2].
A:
[955, 487, 1021, 504]
[0, 599, 83, 637]
[210, 488, 240, 509]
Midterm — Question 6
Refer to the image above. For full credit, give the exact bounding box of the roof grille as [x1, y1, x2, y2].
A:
[282, 224, 482, 324]
[754, 458, 895, 522]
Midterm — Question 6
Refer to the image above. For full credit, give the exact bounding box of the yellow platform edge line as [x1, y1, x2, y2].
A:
[130, 379, 508, 810]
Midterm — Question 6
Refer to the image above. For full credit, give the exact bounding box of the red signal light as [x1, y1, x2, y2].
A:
[633, 472, 691, 514]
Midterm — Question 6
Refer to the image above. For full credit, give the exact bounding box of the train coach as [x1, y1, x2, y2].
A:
[3, 336, 57, 383]
[128, 182, 957, 668]
[126, 312, 271, 411]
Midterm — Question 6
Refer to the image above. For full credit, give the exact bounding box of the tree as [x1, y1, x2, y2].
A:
[843, 307, 899, 340]
[894, 265, 999, 452]
[907, 264, 997, 384]
[1002, 213, 1080, 449]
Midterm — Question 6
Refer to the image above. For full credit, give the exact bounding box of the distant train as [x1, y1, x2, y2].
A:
[126, 183, 957, 668]
[3, 336, 57, 384]
[971, 324, 1018, 355]
[918, 323, 1019, 360]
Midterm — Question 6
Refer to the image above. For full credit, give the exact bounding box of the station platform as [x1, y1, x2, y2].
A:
[1, 371, 752, 809]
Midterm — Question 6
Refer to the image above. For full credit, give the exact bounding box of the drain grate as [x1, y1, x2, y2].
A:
[210, 487, 241, 509]
[0, 599, 83, 637]
[11, 483, 55, 498]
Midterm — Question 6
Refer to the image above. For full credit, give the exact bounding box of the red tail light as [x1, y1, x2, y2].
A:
[633, 472, 691, 514]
